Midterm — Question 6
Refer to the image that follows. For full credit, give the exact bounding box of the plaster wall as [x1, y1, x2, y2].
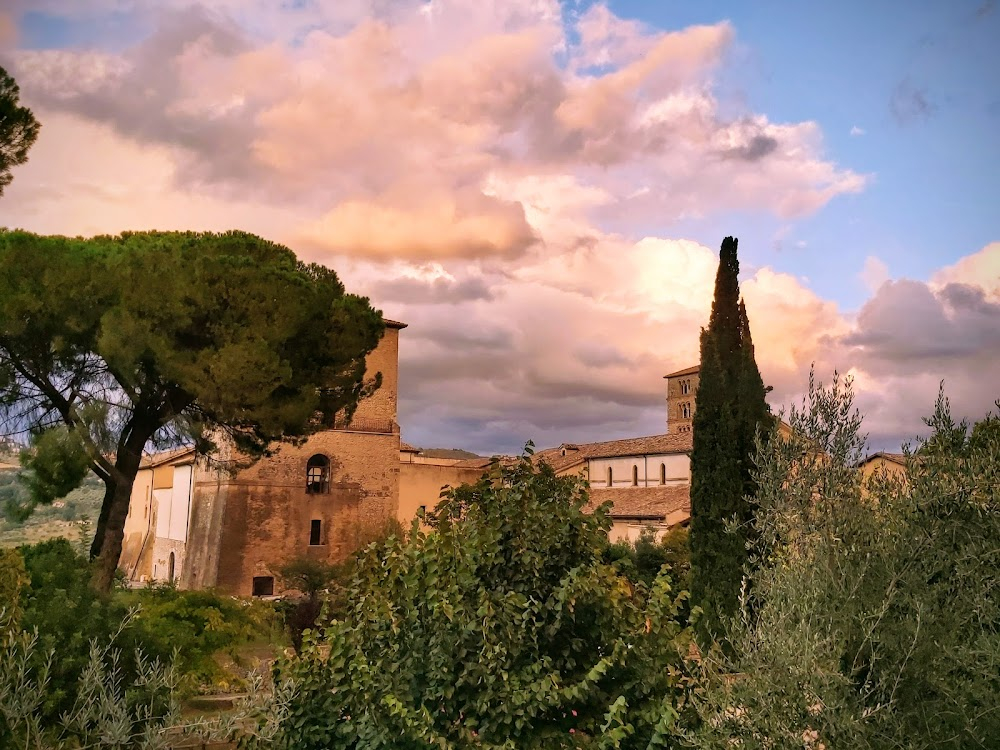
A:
[589, 454, 689, 488]
[398, 461, 489, 528]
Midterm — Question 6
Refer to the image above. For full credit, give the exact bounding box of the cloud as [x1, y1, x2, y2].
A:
[859, 255, 890, 293]
[296, 189, 538, 260]
[369, 268, 496, 305]
[890, 78, 936, 125]
[850, 125, 865, 136]
[816, 244, 1000, 449]
[930, 242, 1000, 298]
[7, 2, 982, 456]
[5, 2, 865, 260]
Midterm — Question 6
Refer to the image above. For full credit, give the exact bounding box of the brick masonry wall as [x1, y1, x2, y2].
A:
[666, 372, 700, 434]
[182, 328, 403, 596]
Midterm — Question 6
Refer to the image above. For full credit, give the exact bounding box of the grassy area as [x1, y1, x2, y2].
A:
[0, 459, 102, 549]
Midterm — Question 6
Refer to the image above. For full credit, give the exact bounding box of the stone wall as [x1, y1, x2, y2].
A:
[666, 370, 700, 435]
[181, 326, 404, 596]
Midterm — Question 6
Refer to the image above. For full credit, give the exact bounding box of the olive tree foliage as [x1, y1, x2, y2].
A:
[271, 450, 699, 750]
[0, 65, 40, 197]
[690, 371, 1000, 749]
[0, 620, 292, 749]
[0, 230, 384, 591]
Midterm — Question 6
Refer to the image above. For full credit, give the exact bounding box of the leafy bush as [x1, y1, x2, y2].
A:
[691, 375, 1000, 749]
[120, 584, 279, 692]
[1, 610, 291, 749]
[271, 449, 698, 749]
[18, 538, 137, 721]
[603, 525, 691, 591]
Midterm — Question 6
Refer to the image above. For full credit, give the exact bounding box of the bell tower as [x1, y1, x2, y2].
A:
[664, 365, 699, 435]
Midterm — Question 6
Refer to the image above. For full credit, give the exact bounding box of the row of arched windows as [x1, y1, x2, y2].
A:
[606, 463, 670, 487]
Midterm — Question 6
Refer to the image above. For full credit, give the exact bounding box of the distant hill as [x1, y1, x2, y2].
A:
[414, 447, 484, 460]
[0, 465, 102, 549]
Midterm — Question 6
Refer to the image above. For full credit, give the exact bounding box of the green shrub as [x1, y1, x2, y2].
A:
[17, 538, 137, 721]
[603, 525, 691, 592]
[120, 584, 278, 691]
[271, 449, 698, 749]
[0, 547, 26, 631]
[691, 376, 1000, 749]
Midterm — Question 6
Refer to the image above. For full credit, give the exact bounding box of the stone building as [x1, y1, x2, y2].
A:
[397, 444, 491, 530]
[664, 365, 700, 435]
[120, 321, 408, 596]
[532, 431, 693, 542]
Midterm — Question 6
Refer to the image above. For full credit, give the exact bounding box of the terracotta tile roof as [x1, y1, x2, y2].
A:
[856, 451, 907, 468]
[418, 448, 482, 460]
[534, 433, 692, 473]
[384, 319, 407, 329]
[532, 446, 588, 473]
[586, 485, 690, 520]
[399, 442, 420, 453]
[580, 433, 693, 459]
[450, 457, 494, 469]
[663, 364, 700, 378]
[140, 446, 196, 469]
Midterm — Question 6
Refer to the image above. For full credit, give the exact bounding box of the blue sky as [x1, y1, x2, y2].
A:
[608, 0, 1000, 307]
[1, 1, 997, 453]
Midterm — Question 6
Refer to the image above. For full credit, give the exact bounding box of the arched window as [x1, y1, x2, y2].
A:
[306, 454, 330, 494]
[167, 551, 175, 584]
[607, 467, 613, 487]
[660, 463, 666, 485]
[632, 465, 638, 486]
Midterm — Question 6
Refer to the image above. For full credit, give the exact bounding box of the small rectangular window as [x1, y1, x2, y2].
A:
[252, 576, 274, 597]
[310, 519, 322, 546]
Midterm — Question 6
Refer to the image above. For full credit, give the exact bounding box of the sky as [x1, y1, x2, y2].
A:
[0, 0, 997, 455]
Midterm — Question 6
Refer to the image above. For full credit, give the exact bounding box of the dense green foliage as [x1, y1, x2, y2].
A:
[0, 229, 384, 590]
[17, 538, 138, 722]
[689, 236, 771, 638]
[603, 526, 690, 593]
[4, 538, 277, 737]
[121, 584, 278, 691]
[277, 556, 352, 652]
[692, 375, 1000, 748]
[272, 451, 698, 749]
[0, 65, 40, 197]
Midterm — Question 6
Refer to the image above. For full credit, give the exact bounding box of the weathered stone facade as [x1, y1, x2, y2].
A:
[664, 365, 700, 435]
[121, 322, 407, 597]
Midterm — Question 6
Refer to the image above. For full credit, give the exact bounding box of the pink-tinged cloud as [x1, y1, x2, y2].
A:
[298, 189, 537, 260]
[4, 3, 864, 260]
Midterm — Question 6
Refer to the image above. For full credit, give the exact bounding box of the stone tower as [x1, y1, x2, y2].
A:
[664, 365, 699, 435]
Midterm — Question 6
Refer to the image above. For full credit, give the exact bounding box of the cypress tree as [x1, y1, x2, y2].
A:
[689, 236, 771, 640]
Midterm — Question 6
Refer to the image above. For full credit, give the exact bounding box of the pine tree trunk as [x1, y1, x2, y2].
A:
[90, 476, 135, 593]
[90, 429, 148, 594]
[90, 478, 115, 560]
